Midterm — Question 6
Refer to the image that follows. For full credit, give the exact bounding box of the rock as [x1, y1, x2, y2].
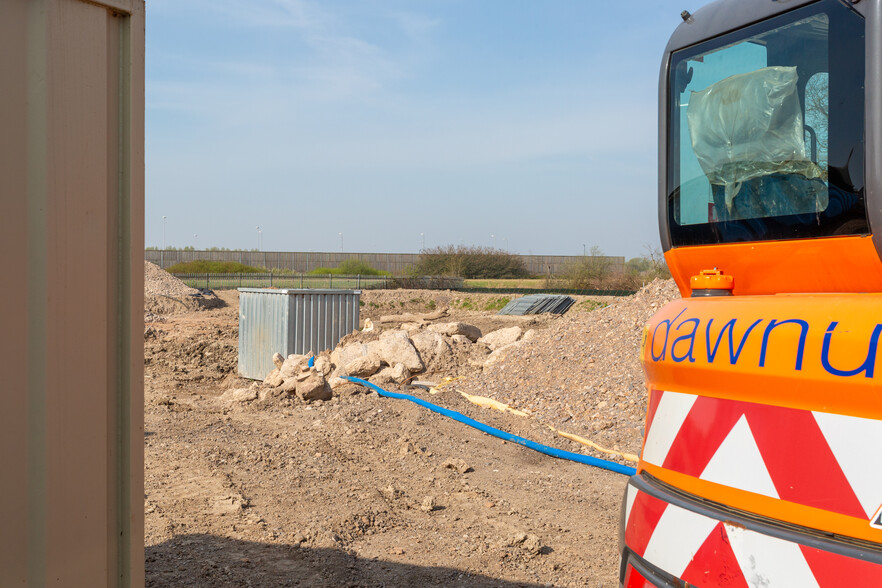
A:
[388, 362, 410, 384]
[400, 322, 424, 333]
[280, 354, 308, 378]
[429, 322, 482, 342]
[272, 352, 285, 369]
[450, 334, 471, 345]
[297, 374, 332, 402]
[522, 534, 542, 555]
[410, 330, 453, 366]
[478, 326, 523, 350]
[369, 371, 394, 387]
[522, 328, 538, 342]
[483, 341, 523, 368]
[344, 354, 382, 377]
[314, 356, 333, 377]
[441, 458, 471, 474]
[221, 387, 258, 403]
[420, 496, 437, 512]
[279, 378, 298, 394]
[263, 368, 284, 388]
[328, 376, 349, 389]
[375, 363, 409, 385]
[362, 318, 375, 332]
[331, 342, 372, 370]
[376, 330, 424, 373]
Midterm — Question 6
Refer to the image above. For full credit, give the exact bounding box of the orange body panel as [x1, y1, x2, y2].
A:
[640, 293, 882, 540]
[665, 236, 882, 297]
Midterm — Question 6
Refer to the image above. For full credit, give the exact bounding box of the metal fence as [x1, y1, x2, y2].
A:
[148, 249, 625, 276]
[173, 273, 465, 291]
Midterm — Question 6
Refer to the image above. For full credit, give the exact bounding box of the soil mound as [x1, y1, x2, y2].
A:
[455, 279, 680, 455]
[144, 261, 222, 314]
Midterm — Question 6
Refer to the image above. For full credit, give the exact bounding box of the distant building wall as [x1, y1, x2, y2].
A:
[145, 249, 625, 277]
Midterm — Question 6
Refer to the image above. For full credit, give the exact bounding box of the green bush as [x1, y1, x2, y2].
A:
[415, 245, 529, 279]
[308, 258, 388, 276]
[165, 260, 263, 274]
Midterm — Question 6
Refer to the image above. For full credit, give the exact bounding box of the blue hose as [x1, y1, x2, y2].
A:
[342, 376, 636, 476]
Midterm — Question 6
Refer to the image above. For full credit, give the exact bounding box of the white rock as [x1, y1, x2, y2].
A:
[450, 334, 471, 345]
[429, 322, 482, 342]
[410, 330, 452, 365]
[314, 356, 333, 377]
[221, 387, 258, 403]
[263, 367, 284, 387]
[483, 341, 524, 368]
[344, 354, 382, 377]
[272, 352, 284, 369]
[376, 330, 424, 373]
[478, 326, 523, 350]
[331, 342, 371, 370]
[280, 354, 308, 378]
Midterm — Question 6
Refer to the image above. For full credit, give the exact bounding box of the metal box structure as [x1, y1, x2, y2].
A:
[0, 0, 145, 585]
[238, 289, 361, 379]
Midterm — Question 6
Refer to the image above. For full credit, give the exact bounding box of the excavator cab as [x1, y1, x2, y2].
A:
[620, 1, 882, 586]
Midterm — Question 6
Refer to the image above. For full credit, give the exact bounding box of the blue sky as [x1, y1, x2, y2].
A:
[146, 1, 691, 258]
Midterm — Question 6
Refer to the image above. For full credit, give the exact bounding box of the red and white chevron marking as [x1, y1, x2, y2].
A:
[642, 390, 882, 521]
[624, 485, 882, 587]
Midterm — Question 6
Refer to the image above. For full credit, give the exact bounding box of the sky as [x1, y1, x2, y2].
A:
[145, 1, 692, 259]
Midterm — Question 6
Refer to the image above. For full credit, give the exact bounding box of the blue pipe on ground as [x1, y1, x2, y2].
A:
[341, 376, 636, 476]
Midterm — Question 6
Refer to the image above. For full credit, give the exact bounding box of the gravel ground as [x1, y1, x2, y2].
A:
[143, 266, 682, 586]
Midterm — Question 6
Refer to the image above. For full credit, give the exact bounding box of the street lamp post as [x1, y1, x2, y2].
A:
[583, 244, 586, 256]
[491, 234, 496, 248]
[420, 232, 425, 251]
[339, 232, 343, 253]
[256, 226, 260, 251]
[162, 215, 167, 250]
[194, 234, 198, 250]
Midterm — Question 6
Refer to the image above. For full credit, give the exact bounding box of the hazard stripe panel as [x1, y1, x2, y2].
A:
[643, 390, 881, 521]
[624, 484, 882, 587]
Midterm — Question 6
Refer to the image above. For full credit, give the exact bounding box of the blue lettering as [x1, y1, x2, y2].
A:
[671, 318, 700, 363]
[705, 318, 763, 365]
[821, 322, 882, 378]
[651, 308, 686, 362]
[759, 319, 809, 370]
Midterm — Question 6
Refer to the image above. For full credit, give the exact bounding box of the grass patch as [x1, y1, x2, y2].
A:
[166, 260, 263, 274]
[452, 298, 475, 310]
[577, 299, 609, 312]
[483, 297, 511, 311]
[463, 278, 547, 289]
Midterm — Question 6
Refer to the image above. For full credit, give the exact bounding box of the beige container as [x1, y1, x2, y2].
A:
[0, 0, 145, 586]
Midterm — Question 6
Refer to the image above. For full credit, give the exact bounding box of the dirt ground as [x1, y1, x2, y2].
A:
[143, 286, 673, 587]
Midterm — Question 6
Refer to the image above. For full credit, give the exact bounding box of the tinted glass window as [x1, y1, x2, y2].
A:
[667, 1, 866, 246]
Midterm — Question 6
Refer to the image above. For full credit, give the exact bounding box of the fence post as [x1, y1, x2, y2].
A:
[270, 270, 273, 287]
[329, 273, 333, 288]
[205, 273, 209, 289]
[357, 274, 361, 289]
[239, 273, 242, 288]
[300, 273, 303, 288]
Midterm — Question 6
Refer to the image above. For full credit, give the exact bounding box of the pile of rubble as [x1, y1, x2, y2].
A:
[225, 279, 683, 458]
[144, 261, 221, 314]
[229, 320, 542, 404]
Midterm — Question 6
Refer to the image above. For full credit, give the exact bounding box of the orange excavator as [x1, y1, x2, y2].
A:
[619, 0, 882, 585]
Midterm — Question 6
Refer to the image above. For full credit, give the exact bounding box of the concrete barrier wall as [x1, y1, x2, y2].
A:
[146, 249, 625, 277]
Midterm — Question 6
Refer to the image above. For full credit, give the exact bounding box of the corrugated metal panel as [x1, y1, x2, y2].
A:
[1, 0, 146, 585]
[238, 289, 361, 380]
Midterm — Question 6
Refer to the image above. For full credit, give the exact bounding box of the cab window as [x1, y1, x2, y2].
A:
[667, 1, 866, 246]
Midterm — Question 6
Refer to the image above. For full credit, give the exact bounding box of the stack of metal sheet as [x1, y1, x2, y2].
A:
[497, 294, 575, 316]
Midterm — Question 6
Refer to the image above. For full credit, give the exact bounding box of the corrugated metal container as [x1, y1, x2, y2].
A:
[0, 0, 145, 585]
[238, 289, 361, 379]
